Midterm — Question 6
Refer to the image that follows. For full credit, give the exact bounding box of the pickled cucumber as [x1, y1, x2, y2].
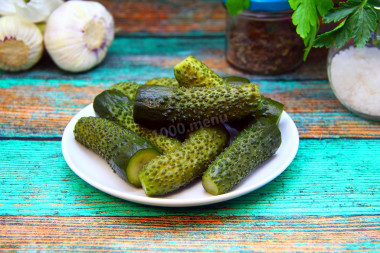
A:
[74, 116, 160, 187]
[134, 83, 261, 128]
[228, 96, 284, 131]
[174, 56, 226, 87]
[224, 76, 251, 85]
[256, 97, 284, 125]
[93, 89, 181, 153]
[145, 77, 179, 88]
[202, 118, 282, 195]
[139, 126, 229, 196]
[110, 81, 140, 100]
[110, 78, 179, 101]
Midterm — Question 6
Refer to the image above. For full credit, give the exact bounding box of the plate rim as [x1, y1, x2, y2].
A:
[62, 104, 299, 207]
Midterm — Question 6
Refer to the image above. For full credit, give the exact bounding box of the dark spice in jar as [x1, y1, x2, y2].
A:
[226, 11, 304, 75]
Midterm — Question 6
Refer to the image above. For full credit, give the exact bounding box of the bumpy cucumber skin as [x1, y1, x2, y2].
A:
[145, 77, 179, 88]
[227, 96, 284, 132]
[224, 76, 251, 85]
[94, 89, 181, 154]
[134, 83, 261, 128]
[174, 56, 226, 87]
[110, 79, 179, 101]
[110, 81, 140, 100]
[256, 97, 284, 125]
[139, 126, 229, 196]
[73, 116, 160, 181]
[202, 119, 282, 195]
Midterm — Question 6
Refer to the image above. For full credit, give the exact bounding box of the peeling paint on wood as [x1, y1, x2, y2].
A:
[0, 139, 379, 216]
[1, 80, 379, 138]
[101, 0, 226, 36]
[0, 33, 379, 252]
[0, 215, 379, 251]
[0, 37, 328, 81]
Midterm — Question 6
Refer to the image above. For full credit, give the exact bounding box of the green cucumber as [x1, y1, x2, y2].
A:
[133, 83, 261, 128]
[174, 56, 227, 87]
[110, 78, 179, 101]
[139, 126, 229, 196]
[228, 96, 284, 131]
[73, 116, 160, 187]
[126, 149, 159, 187]
[110, 81, 140, 100]
[224, 76, 251, 85]
[202, 118, 282, 195]
[93, 89, 181, 154]
[223, 76, 283, 125]
[145, 77, 179, 88]
[256, 97, 284, 125]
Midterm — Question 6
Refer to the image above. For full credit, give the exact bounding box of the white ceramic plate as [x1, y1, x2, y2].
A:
[62, 104, 299, 207]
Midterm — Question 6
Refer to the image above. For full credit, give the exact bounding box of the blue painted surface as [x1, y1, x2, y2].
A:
[0, 139, 379, 217]
[0, 36, 379, 251]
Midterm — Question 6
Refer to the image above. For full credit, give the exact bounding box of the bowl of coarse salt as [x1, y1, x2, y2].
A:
[327, 38, 380, 121]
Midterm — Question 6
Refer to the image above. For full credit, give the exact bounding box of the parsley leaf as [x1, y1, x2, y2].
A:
[367, 0, 380, 7]
[323, 1, 361, 23]
[225, 0, 250, 17]
[316, 0, 335, 17]
[290, 0, 333, 60]
[314, 18, 353, 48]
[292, 0, 379, 60]
[290, 0, 317, 39]
[351, 4, 378, 47]
[315, 0, 378, 49]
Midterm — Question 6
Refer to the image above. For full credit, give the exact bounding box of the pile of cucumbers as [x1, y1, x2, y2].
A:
[74, 56, 283, 197]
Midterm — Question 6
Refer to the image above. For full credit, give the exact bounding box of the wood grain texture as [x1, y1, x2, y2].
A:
[93, 0, 338, 37]
[1, 38, 376, 139]
[0, 215, 379, 251]
[101, 0, 226, 36]
[1, 80, 379, 138]
[0, 37, 327, 81]
[1, 139, 379, 216]
[0, 6, 378, 252]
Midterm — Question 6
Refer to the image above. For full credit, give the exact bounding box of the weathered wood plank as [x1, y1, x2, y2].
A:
[1, 80, 379, 138]
[0, 37, 327, 81]
[0, 215, 379, 251]
[93, 0, 336, 37]
[0, 139, 379, 216]
[101, 0, 226, 36]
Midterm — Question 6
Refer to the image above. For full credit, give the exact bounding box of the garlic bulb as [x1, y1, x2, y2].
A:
[44, 1, 114, 73]
[0, 0, 64, 23]
[0, 16, 43, 72]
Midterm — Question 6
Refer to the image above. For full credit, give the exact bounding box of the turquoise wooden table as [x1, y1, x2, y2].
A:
[1, 1, 379, 251]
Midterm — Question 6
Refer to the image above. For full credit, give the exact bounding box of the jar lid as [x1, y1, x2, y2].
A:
[222, 0, 291, 12]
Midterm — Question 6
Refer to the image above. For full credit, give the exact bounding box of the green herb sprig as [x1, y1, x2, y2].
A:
[225, 0, 250, 17]
[291, 0, 380, 59]
[289, 0, 334, 60]
[225, 0, 380, 60]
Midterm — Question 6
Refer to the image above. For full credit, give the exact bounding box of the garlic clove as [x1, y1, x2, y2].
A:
[44, 1, 114, 73]
[13, 0, 64, 23]
[0, 15, 43, 72]
[0, 0, 23, 16]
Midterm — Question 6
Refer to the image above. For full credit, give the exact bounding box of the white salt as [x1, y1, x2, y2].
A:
[330, 46, 380, 117]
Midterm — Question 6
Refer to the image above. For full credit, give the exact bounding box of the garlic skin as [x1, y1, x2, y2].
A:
[44, 1, 114, 73]
[0, 0, 64, 23]
[0, 0, 20, 16]
[0, 16, 43, 72]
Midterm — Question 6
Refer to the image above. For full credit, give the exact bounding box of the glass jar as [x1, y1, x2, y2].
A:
[327, 34, 380, 121]
[225, 0, 304, 75]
